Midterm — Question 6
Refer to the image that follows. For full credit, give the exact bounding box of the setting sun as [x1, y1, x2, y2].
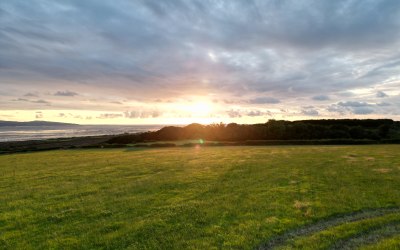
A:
[191, 102, 213, 117]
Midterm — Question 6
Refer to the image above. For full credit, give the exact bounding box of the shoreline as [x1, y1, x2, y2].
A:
[0, 134, 114, 154]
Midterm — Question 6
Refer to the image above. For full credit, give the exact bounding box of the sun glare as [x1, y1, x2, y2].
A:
[191, 102, 213, 117]
[169, 100, 216, 124]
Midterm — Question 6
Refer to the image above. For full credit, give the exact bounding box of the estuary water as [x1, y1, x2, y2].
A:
[0, 124, 164, 142]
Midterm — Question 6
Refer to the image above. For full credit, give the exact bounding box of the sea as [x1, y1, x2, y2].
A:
[0, 124, 165, 142]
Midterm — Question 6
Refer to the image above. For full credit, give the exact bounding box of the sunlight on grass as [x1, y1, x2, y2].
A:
[0, 145, 399, 249]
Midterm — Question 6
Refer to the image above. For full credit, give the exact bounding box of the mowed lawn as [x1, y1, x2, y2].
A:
[1, 145, 400, 249]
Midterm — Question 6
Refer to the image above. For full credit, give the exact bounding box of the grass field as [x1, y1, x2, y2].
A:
[1, 145, 400, 249]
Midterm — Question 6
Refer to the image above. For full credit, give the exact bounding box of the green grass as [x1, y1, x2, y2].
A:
[1, 145, 400, 249]
[280, 212, 400, 249]
[361, 235, 400, 249]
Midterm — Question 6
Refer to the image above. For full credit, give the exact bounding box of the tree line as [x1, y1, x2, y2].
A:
[108, 119, 400, 144]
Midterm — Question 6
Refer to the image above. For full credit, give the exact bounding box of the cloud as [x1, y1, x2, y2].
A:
[223, 99, 240, 104]
[225, 109, 272, 118]
[12, 98, 50, 105]
[124, 110, 161, 118]
[247, 110, 263, 117]
[12, 98, 29, 102]
[301, 107, 319, 116]
[151, 110, 161, 118]
[227, 110, 242, 118]
[352, 107, 374, 115]
[35, 111, 43, 119]
[248, 97, 280, 104]
[327, 104, 346, 115]
[124, 111, 140, 119]
[24, 92, 38, 97]
[376, 91, 388, 98]
[97, 113, 123, 119]
[377, 102, 391, 106]
[312, 95, 330, 101]
[54, 90, 78, 97]
[1, 0, 400, 120]
[31, 99, 50, 104]
[338, 101, 371, 107]
[333, 100, 387, 115]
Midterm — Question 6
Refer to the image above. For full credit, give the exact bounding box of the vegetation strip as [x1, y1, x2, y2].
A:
[330, 221, 400, 250]
[257, 207, 400, 249]
[109, 119, 400, 144]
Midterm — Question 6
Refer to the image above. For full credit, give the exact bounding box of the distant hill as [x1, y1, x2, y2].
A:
[0, 120, 79, 127]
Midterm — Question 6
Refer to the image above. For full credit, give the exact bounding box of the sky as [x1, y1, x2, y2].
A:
[1, 0, 400, 125]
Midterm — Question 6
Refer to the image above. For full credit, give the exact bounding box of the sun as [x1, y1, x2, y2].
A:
[166, 99, 217, 124]
[191, 102, 213, 117]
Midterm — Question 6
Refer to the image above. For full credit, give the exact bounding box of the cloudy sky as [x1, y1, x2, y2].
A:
[1, 0, 400, 124]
